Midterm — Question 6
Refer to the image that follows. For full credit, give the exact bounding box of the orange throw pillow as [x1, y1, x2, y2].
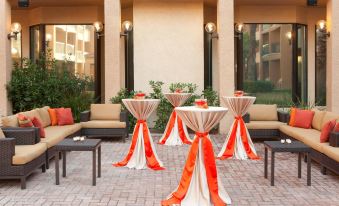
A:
[320, 120, 336, 143]
[32, 117, 46, 138]
[17, 114, 33, 127]
[48, 108, 58, 126]
[289, 108, 296, 126]
[56, 108, 74, 126]
[294, 109, 315, 129]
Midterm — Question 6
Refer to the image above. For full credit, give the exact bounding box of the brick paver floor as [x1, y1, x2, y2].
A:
[1, 135, 339, 206]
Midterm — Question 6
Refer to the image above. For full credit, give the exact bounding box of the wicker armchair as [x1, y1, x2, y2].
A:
[0, 128, 46, 189]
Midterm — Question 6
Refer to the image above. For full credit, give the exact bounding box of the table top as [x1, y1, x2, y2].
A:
[55, 139, 102, 151]
[175, 106, 228, 133]
[122, 99, 160, 120]
[164, 93, 192, 107]
[221, 96, 256, 116]
[264, 141, 311, 152]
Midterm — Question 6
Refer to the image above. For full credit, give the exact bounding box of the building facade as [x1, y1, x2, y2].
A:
[0, 0, 338, 133]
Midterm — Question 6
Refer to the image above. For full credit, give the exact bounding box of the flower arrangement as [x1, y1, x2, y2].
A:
[134, 92, 146, 100]
[174, 88, 183, 93]
[195, 99, 208, 109]
[234, 90, 244, 97]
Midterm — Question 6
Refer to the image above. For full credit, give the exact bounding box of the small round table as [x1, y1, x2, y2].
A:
[217, 96, 259, 160]
[113, 99, 164, 170]
[159, 93, 192, 146]
[162, 106, 231, 206]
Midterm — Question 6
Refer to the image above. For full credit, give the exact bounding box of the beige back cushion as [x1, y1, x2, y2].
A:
[321, 111, 339, 129]
[20, 109, 43, 123]
[1, 115, 19, 127]
[90, 104, 121, 120]
[0, 128, 5, 138]
[37, 106, 51, 128]
[311, 109, 326, 131]
[248, 104, 278, 121]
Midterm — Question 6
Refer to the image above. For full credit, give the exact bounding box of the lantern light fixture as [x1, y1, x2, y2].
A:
[8, 22, 22, 40]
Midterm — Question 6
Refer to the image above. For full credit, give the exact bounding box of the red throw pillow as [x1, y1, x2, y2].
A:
[334, 122, 339, 132]
[294, 109, 315, 129]
[32, 117, 46, 138]
[320, 120, 336, 143]
[289, 108, 296, 126]
[17, 114, 33, 127]
[56, 108, 74, 126]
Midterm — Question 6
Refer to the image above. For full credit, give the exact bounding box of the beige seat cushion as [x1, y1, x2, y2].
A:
[90, 104, 121, 120]
[246, 121, 285, 130]
[248, 104, 278, 121]
[311, 109, 325, 131]
[41, 123, 81, 148]
[322, 144, 339, 162]
[81, 120, 126, 129]
[13, 143, 47, 165]
[321, 112, 339, 129]
[0, 128, 5, 138]
[1, 115, 19, 127]
[20, 109, 43, 124]
[36, 106, 51, 128]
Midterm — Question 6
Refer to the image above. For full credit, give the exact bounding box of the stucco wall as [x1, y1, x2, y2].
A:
[133, 0, 204, 93]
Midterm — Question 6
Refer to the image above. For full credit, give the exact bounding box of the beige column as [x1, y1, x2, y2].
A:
[217, 0, 235, 134]
[104, 0, 122, 103]
[326, 0, 339, 112]
[0, 0, 12, 115]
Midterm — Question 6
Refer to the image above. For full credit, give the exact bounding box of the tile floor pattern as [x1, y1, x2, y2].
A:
[0, 135, 339, 206]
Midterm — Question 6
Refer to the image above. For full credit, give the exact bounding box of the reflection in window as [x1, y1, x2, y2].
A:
[11, 33, 21, 62]
[45, 25, 95, 92]
[242, 24, 293, 106]
[315, 28, 326, 106]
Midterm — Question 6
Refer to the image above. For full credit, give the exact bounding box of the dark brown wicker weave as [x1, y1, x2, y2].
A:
[80, 110, 129, 142]
[0, 131, 46, 189]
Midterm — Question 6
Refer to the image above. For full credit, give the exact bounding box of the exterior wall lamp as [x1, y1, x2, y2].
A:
[7, 22, 22, 40]
[93, 21, 104, 39]
[120, 21, 134, 91]
[45, 33, 52, 47]
[235, 23, 244, 39]
[286, 31, 292, 45]
[205, 22, 218, 89]
[317, 20, 330, 38]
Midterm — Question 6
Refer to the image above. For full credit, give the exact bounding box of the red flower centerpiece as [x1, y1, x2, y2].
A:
[134, 92, 146, 100]
[175, 88, 183, 93]
[234, 90, 244, 97]
[195, 99, 208, 109]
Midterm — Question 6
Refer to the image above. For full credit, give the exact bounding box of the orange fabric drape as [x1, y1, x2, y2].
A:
[161, 132, 226, 206]
[218, 116, 259, 160]
[113, 120, 165, 170]
[159, 110, 191, 145]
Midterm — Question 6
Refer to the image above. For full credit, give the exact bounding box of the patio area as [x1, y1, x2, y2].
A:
[1, 135, 338, 206]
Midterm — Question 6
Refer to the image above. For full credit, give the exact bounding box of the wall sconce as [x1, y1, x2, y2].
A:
[45, 33, 52, 47]
[317, 20, 330, 38]
[205, 22, 218, 89]
[286, 31, 292, 45]
[93, 21, 104, 39]
[235, 23, 244, 39]
[8, 22, 22, 40]
[120, 21, 134, 91]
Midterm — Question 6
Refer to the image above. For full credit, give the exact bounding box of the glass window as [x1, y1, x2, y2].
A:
[315, 27, 327, 106]
[238, 24, 307, 106]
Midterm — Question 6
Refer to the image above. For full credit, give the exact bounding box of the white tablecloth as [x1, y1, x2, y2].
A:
[159, 93, 192, 146]
[113, 99, 164, 170]
[218, 96, 259, 160]
[162, 106, 231, 206]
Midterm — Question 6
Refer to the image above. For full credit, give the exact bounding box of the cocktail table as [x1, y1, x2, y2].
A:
[263, 141, 312, 186]
[54, 139, 102, 186]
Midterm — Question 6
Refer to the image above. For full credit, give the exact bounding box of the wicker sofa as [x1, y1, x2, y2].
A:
[245, 104, 339, 175]
[0, 104, 128, 188]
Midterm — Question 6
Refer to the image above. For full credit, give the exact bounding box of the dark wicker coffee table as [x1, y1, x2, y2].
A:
[54, 139, 102, 186]
[263, 141, 312, 186]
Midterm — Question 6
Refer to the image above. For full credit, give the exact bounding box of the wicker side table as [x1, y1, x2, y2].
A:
[54, 139, 102, 186]
[263, 141, 312, 186]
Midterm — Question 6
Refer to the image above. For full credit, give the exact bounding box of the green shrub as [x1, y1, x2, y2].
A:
[6, 53, 94, 122]
[202, 86, 219, 106]
[243, 80, 274, 93]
